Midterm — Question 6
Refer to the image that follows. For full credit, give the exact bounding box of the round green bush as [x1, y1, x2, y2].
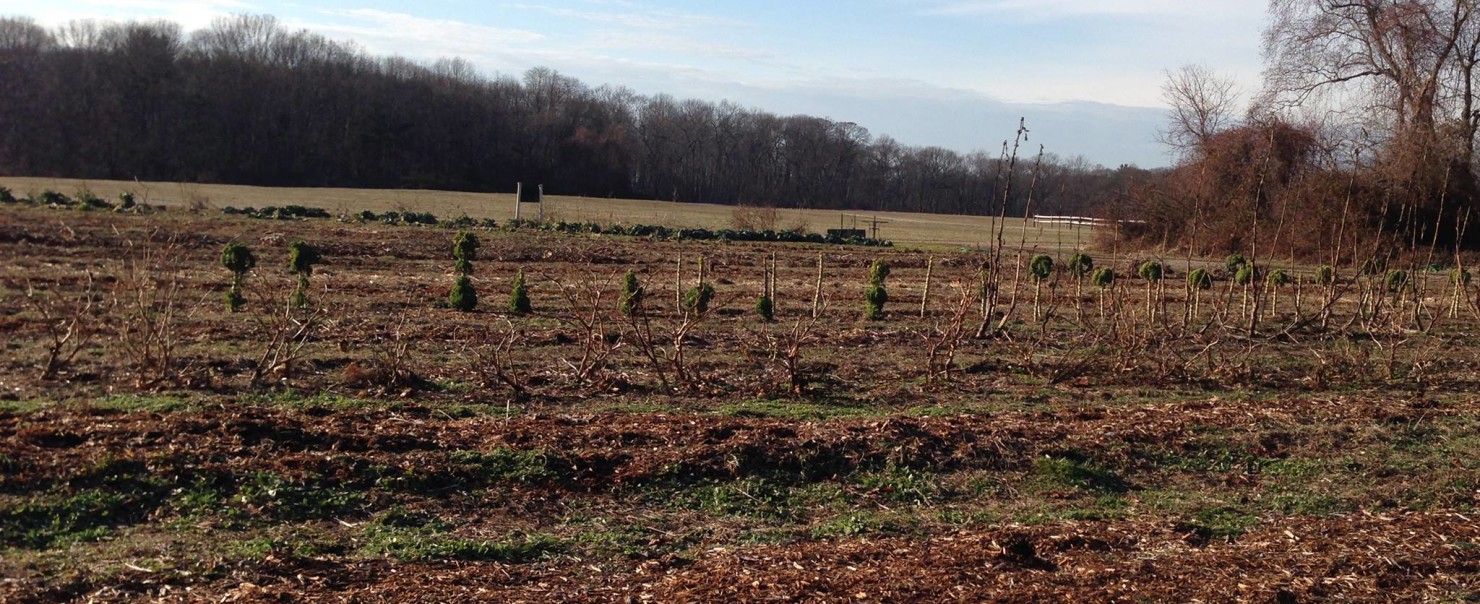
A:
[684, 282, 716, 314]
[1137, 261, 1163, 282]
[1452, 268, 1471, 286]
[1224, 254, 1247, 275]
[1314, 265, 1336, 285]
[1266, 269, 1289, 286]
[1187, 268, 1212, 290]
[450, 275, 478, 311]
[1029, 254, 1054, 281]
[288, 241, 321, 276]
[452, 231, 480, 275]
[1233, 264, 1254, 286]
[220, 242, 256, 275]
[1067, 253, 1093, 276]
[755, 295, 774, 321]
[1090, 267, 1115, 288]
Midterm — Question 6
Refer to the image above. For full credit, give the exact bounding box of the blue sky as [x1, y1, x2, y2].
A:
[2, 0, 1270, 167]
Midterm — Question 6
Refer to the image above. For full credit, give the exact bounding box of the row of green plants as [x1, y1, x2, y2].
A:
[1, 188, 156, 213]
[220, 203, 891, 247]
[236, 238, 1435, 323]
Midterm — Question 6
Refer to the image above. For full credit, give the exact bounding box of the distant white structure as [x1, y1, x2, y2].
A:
[1031, 215, 1146, 227]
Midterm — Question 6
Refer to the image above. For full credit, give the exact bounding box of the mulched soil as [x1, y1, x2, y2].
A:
[18, 512, 1476, 602]
[3, 395, 1477, 602]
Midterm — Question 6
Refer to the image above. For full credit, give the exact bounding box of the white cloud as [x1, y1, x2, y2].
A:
[309, 9, 544, 46]
[587, 29, 773, 61]
[509, 2, 745, 30]
[918, 0, 1257, 20]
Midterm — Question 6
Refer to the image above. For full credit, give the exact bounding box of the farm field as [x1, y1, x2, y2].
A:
[1, 199, 1478, 602]
[0, 177, 1092, 251]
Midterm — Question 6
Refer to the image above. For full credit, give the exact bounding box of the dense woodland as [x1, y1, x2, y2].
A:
[0, 14, 1148, 218]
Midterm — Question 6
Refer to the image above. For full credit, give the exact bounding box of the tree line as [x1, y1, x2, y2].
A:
[0, 14, 1146, 218]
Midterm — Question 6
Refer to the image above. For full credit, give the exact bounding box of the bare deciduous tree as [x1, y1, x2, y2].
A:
[1158, 64, 1241, 159]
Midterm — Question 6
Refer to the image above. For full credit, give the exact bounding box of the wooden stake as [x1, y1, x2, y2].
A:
[769, 252, 778, 310]
[920, 255, 934, 318]
[813, 252, 824, 318]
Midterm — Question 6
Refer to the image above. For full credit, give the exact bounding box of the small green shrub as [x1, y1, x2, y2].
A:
[619, 271, 644, 317]
[220, 242, 256, 312]
[864, 259, 890, 320]
[287, 241, 321, 308]
[1224, 254, 1247, 275]
[1314, 264, 1336, 285]
[1067, 252, 1093, 276]
[508, 268, 531, 314]
[1029, 254, 1054, 281]
[1137, 261, 1162, 282]
[1452, 267, 1471, 286]
[1187, 268, 1212, 290]
[1233, 264, 1254, 286]
[756, 295, 774, 321]
[288, 241, 321, 275]
[1384, 269, 1409, 293]
[1090, 267, 1115, 288]
[452, 231, 480, 276]
[683, 282, 716, 315]
[1266, 269, 1289, 286]
[450, 276, 478, 312]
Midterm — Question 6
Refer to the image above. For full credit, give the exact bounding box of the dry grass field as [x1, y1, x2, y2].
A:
[0, 176, 1092, 251]
[1, 189, 1477, 602]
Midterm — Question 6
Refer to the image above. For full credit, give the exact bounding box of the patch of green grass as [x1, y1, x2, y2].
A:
[573, 524, 655, 559]
[0, 399, 50, 414]
[1269, 492, 1354, 516]
[169, 479, 226, 520]
[810, 511, 897, 540]
[362, 522, 563, 563]
[246, 390, 390, 412]
[225, 532, 346, 561]
[1026, 453, 1131, 495]
[448, 448, 562, 485]
[1262, 458, 1326, 479]
[1, 490, 133, 549]
[1018, 495, 1130, 524]
[90, 394, 192, 413]
[670, 477, 798, 521]
[935, 507, 999, 527]
[1155, 438, 1272, 474]
[855, 465, 953, 505]
[235, 473, 367, 521]
[1182, 505, 1259, 541]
